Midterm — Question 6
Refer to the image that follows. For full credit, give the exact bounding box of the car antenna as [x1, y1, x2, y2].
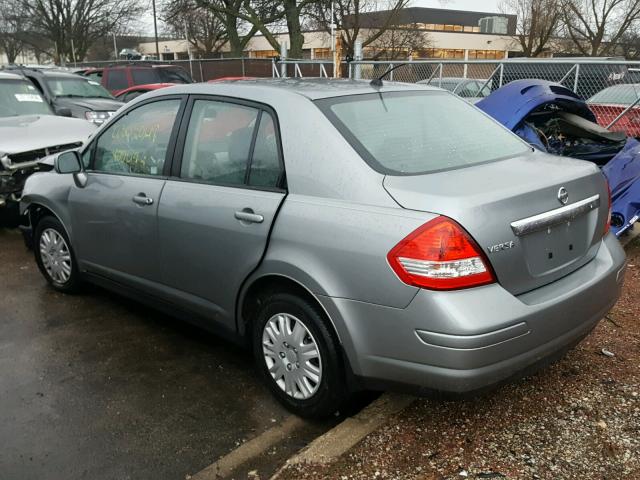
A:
[370, 63, 407, 87]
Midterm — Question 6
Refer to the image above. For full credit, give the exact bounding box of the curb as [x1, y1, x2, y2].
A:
[190, 416, 307, 480]
[270, 393, 415, 478]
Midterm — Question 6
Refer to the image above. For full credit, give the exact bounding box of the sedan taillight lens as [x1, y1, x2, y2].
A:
[387, 216, 495, 291]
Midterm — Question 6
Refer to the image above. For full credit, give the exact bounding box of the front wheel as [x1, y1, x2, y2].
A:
[252, 292, 348, 418]
[34, 216, 81, 293]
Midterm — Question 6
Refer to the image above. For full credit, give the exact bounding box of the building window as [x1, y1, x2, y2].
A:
[252, 50, 279, 59]
[313, 48, 332, 60]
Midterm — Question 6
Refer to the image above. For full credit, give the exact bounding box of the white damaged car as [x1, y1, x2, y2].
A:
[0, 71, 95, 226]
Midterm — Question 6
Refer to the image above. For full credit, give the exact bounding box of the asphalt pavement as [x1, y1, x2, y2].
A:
[0, 228, 330, 480]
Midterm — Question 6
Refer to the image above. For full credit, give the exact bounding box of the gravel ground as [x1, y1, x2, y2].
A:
[278, 238, 640, 480]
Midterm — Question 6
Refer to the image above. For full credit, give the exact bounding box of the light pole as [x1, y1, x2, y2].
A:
[112, 32, 118, 60]
[152, 0, 160, 60]
[330, 1, 337, 78]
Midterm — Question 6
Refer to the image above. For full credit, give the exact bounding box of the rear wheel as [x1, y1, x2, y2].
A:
[252, 292, 348, 418]
[34, 216, 81, 293]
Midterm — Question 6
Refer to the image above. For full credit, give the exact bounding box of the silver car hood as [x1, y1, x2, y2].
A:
[0, 114, 95, 155]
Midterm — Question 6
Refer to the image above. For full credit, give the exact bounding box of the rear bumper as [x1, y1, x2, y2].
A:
[319, 233, 626, 393]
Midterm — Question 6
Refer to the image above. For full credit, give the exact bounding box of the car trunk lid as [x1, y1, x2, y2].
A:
[383, 152, 609, 295]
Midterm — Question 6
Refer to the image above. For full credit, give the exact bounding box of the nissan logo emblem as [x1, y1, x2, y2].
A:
[558, 187, 569, 205]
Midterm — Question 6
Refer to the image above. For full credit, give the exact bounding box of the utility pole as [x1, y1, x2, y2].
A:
[152, 0, 160, 60]
[330, 1, 337, 78]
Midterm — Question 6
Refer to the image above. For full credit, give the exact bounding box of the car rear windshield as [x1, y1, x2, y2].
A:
[158, 67, 192, 84]
[589, 85, 640, 105]
[317, 91, 530, 175]
[0, 79, 52, 117]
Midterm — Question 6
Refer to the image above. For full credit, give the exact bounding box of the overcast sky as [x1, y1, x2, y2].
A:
[414, 0, 504, 13]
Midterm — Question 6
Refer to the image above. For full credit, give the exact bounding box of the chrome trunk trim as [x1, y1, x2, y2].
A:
[510, 194, 600, 237]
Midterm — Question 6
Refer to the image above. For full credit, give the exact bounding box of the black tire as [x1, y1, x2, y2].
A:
[252, 292, 348, 418]
[34, 216, 81, 293]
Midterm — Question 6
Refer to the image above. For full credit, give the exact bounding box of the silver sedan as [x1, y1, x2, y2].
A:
[20, 79, 626, 417]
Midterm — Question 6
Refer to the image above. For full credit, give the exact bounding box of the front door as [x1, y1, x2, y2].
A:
[157, 97, 286, 326]
[69, 97, 183, 283]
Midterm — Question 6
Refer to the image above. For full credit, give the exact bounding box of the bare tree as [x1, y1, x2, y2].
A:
[23, 0, 145, 63]
[197, 0, 315, 58]
[366, 24, 430, 59]
[0, 0, 30, 64]
[499, 0, 560, 57]
[311, 0, 411, 58]
[619, 28, 640, 58]
[561, 0, 640, 56]
[163, 0, 228, 57]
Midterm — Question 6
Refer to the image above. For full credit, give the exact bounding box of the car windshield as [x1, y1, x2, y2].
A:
[589, 85, 640, 105]
[317, 91, 530, 175]
[0, 79, 53, 117]
[46, 76, 114, 99]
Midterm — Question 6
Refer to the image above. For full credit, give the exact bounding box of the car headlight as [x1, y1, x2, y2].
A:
[84, 111, 113, 125]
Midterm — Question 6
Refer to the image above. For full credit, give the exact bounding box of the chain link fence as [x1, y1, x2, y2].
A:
[73, 58, 275, 82]
[349, 59, 640, 136]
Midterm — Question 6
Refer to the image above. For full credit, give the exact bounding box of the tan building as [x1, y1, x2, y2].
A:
[138, 7, 521, 61]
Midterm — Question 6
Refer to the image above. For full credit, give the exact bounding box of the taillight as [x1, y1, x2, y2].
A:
[604, 180, 612, 236]
[387, 216, 495, 291]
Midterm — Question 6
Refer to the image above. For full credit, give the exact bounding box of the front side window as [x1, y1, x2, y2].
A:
[318, 91, 530, 175]
[93, 99, 180, 175]
[180, 100, 259, 186]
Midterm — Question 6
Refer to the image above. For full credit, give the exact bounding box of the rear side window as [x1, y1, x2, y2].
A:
[317, 91, 529, 175]
[106, 70, 128, 91]
[180, 100, 259, 186]
[132, 69, 160, 85]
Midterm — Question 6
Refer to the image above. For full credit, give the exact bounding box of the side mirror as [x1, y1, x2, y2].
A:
[56, 107, 73, 117]
[55, 150, 89, 188]
[55, 151, 83, 174]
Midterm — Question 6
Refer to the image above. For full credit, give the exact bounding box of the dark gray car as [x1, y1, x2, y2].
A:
[20, 79, 627, 417]
[14, 68, 123, 125]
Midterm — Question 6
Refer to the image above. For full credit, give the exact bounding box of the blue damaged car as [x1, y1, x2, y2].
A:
[476, 80, 640, 237]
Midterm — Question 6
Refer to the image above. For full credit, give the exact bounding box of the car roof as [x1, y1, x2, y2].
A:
[150, 78, 439, 101]
[0, 71, 25, 80]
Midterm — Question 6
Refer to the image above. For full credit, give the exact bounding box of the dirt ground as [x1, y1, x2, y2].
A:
[278, 238, 640, 480]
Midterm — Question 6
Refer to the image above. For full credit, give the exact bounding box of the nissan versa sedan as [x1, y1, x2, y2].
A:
[20, 79, 626, 418]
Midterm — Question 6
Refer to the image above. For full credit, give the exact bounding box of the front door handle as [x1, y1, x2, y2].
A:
[235, 209, 264, 224]
[132, 193, 153, 206]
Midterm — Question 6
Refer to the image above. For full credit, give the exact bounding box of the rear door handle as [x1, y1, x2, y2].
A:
[132, 193, 154, 206]
[235, 209, 264, 224]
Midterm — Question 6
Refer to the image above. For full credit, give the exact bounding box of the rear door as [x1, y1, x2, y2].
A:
[157, 96, 286, 324]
